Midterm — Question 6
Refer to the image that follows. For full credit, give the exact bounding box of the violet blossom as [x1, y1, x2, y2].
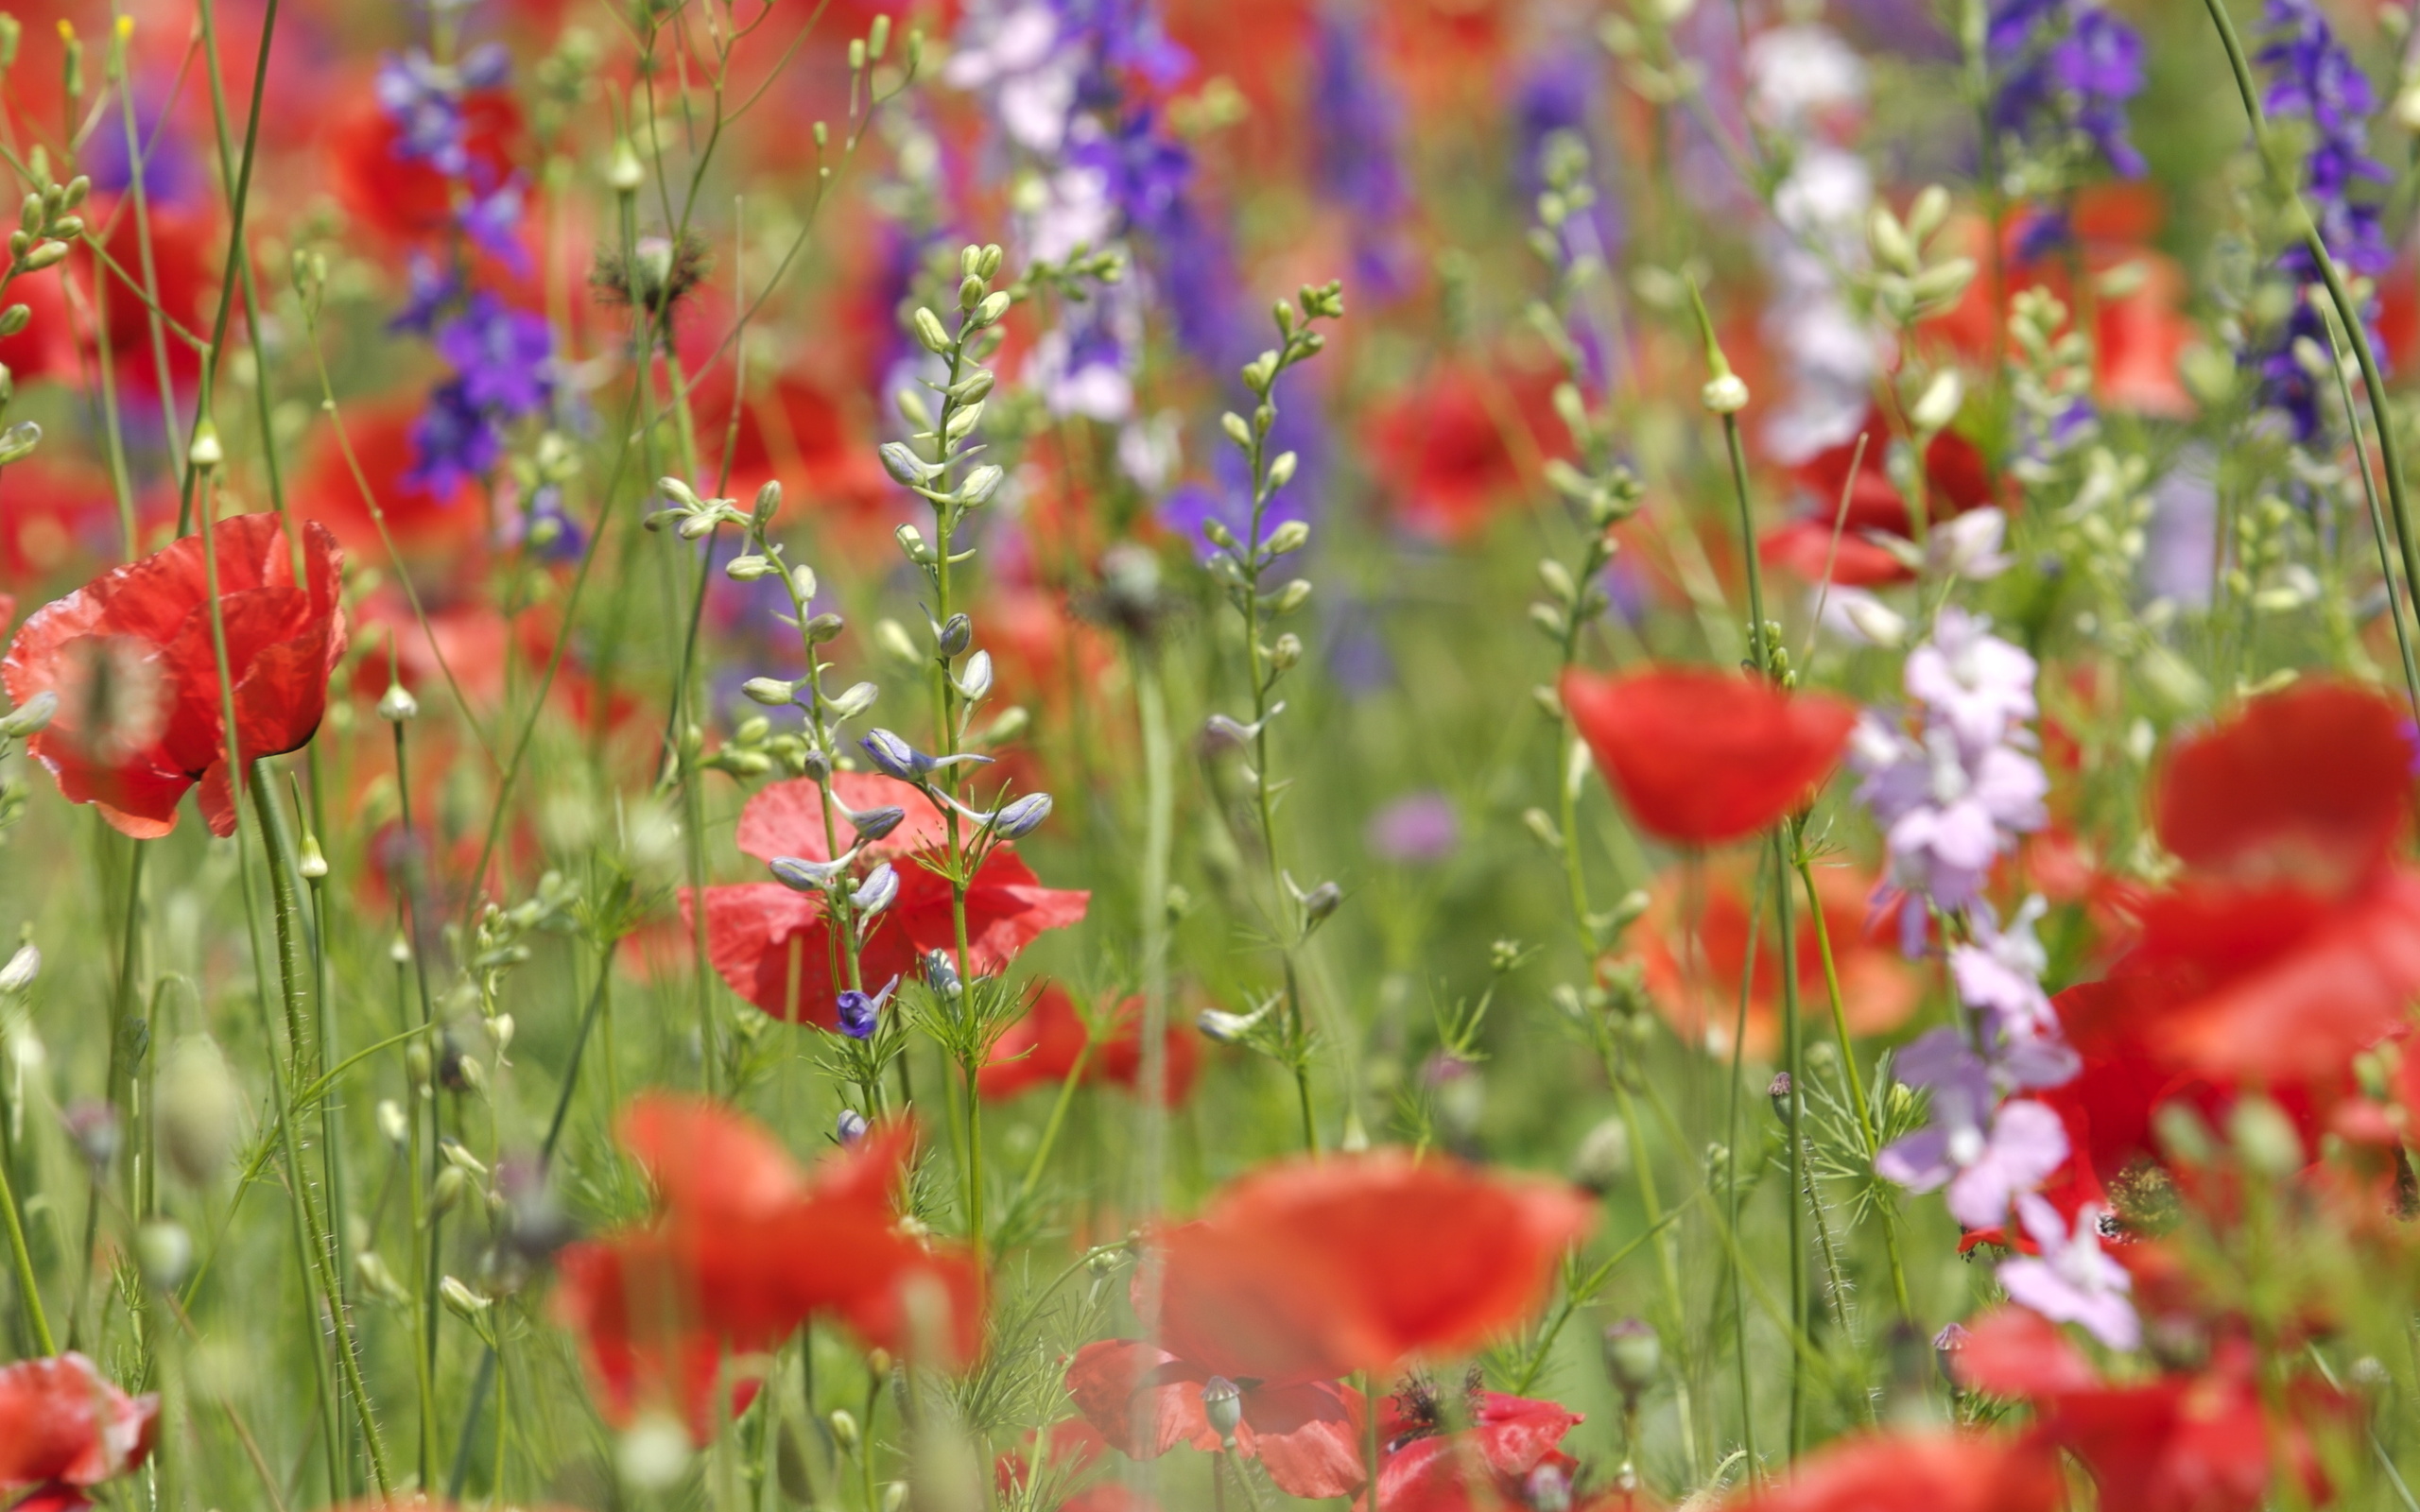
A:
[1998, 1196, 2140, 1350]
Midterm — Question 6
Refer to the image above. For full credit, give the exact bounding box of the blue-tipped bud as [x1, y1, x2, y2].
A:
[847, 804, 908, 842]
[769, 855, 851, 892]
[992, 793, 1052, 840]
[860, 728, 925, 781]
[923, 950, 961, 996]
[935, 612, 972, 658]
[836, 976, 897, 1040]
[837, 1109, 869, 1146]
[879, 441, 932, 488]
[853, 863, 899, 916]
[1198, 1004, 1272, 1044]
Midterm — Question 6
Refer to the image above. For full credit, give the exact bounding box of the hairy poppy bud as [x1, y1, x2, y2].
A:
[1602, 1318, 1661, 1399]
[158, 1037, 240, 1186]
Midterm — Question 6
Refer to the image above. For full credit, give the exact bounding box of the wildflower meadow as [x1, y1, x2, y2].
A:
[6, 0, 2420, 1507]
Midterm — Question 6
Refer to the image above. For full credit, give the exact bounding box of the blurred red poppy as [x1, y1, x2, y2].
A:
[76, 198, 218, 397]
[994, 1420, 1157, 1512]
[2, 512, 346, 837]
[555, 1096, 981, 1439]
[0, 1352, 159, 1506]
[1761, 417, 1995, 588]
[2118, 681, 2420, 1080]
[683, 773, 1089, 1028]
[1633, 858, 1917, 1060]
[1067, 1152, 1590, 1500]
[1561, 666, 1857, 846]
[979, 985, 1200, 1104]
[1366, 361, 1565, 542]
[323, 85, 524, 247]
[296, 401, 483, 560]
[1947, 1308, 2341, 1512]
[1713, 1429, 2063, 1512]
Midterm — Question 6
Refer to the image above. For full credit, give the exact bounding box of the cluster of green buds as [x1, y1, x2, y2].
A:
[468, 869, 581, 1019]
[2007, 286, 2099, 485]
[0, 167, 87, 469]
[1523, 129, 1645, 672]
[1596, 4, 1709, 111]
[1865, 185, 1975, 329]
[0, 685, 55, 839]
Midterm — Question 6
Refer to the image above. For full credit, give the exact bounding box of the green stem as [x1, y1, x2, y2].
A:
[0, 1110, 52, 1354]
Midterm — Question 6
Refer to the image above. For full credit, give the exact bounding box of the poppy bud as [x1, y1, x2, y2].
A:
[1601, 1318, 1661, 1399]
[378, 682, 420, 723]
[157, 1037, 240, 1187]
[1767, 1072, 1794, 1124]
[1201, 1376, 1243, 1445]
[618, 1413, 693, 1491]
[298, 833, 328, 881]
[135, 1217, 192, 1291]
[0, 942, 38, 993]
[0, 689, 56, 737]
[993, 793, 1051, 840]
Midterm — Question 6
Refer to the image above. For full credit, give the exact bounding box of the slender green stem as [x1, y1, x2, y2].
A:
[0, 1112, 53, 1354]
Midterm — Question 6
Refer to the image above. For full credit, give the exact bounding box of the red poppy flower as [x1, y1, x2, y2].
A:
[1366, 361, 1566, 543]
[297, 402, 482, 560]
[0, 1352, 160, 1506]
[2, 512, 346, 838]
[683, 773, 1089, 1028]
[1632, 859, 1918, 1060]
[1762, 418, 1995, 588]
[75, 198, 218, 396]
[1561, 666, 1858, 846]
[555, 1096, 981, 1439]
[1947, 1308, 2342, 1512]
[1373, 1384, 1582, 1512]
[694, 366, 894, 539]
[1714, 1430, 2063, 1512]
[994, 1420, 1158, 1512]
[979, 985, 1200, 1104]
[1067, 1152, 1591, 1500]
[2115, 680, 2420, 1080]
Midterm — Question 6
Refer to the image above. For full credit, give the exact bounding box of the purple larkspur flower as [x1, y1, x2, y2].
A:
[836, 976, 898, 1040]
[435, 294, 554, 418]
[406, 381, 501, 496]
[1987, 0, 2146, 179]
[1308, 6, 1411, 296]
[1366, 792, 1459, 865]
[1877, 1076, 2069, 1231]
[1998, 1196, 2139, 1349]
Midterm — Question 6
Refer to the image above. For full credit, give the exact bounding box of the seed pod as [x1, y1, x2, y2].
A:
[157, 1037, 241, 1187]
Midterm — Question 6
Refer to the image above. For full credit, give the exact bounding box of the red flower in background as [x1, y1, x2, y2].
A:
[296, 401, 483, 560]
[1367, 361, 1565, 542]
[2117, 680, 2420, 1081]
[0, 1352, 160, 1509]
[1761, 417, 1996, 588]
[1713, 1428, 2062, 1512]
[979, 985, 1200, 1104]
[694, 366, 894, 539]
[1949, 1308, 2342, 1512]
[555, 1096, 981, 1439]
[683, 773, 1088, 1028]
[1066, 1152, 1592, 1500]
[1633, 859, 1918, 1060]
[1561, 667, 1857, 845]
[2, 513, 346, 837]
[324, 83, 525, 247]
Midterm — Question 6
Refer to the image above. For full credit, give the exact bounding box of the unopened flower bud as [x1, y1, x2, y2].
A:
[936, 612, 972, 657]
[186, 420, 223, 470]
[1264, 519, 1309, 556]
[1300, 880, 1341, 923]
[1270, 633, 1303, 671]
[837, 1110, 869, 1147]
[135, 1217, 192, 1291]
[1908, 369, 1964, 433]
[1701, 373, 1750, 414]
[158, 1038, 240, 1186]
[0, 689, 56, 737]
[297, 833, 328, 881]
[441, 1275, 493, 1321]
[0, 942, 38, 993]
[743, 677, 798, 707]
[992, 793, 1052, 839]
[377, 1099, 409, 1147]
[1602, 1318, 1662, 1398]
[912, 306, 951, 354]
[830, 1408, 861, 1449]
[378, 682, 420, 723]
[430, 1165, 468, 1218]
